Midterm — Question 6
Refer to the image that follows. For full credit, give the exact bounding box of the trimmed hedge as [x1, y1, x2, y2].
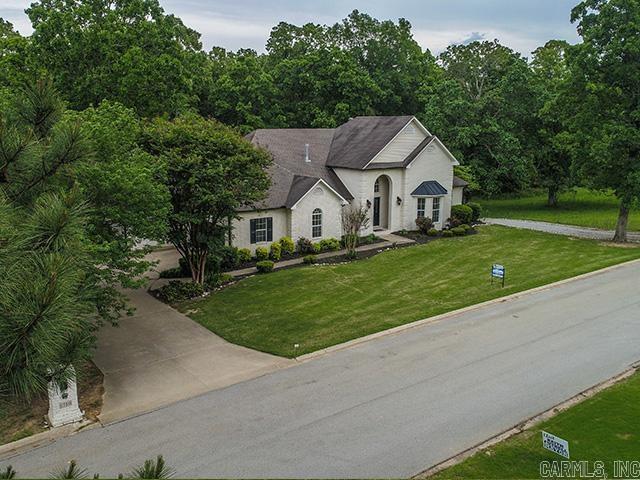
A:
[442, 230, 454, 238]
[279, 236, 295, 255]
[319, 238, 341, 251]
[451, 226, 466, 236]
[269, 242, 282, 261]
[238, 248, 252, 263]
[255, 247, 269, 261]
[467, 202, 483, 222]
[156, 281, 204, 303]
[256, 260, 274, 273]
[303, 255, 317, 264]
[427, 228, 439, 237]
[451, 204, 473, 225]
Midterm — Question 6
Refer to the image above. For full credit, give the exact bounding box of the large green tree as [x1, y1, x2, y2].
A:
[26, 0, 206, 117]
[142, 115, 271, 284]
[0, 19, 31, 90]
[531, 40, 574, 207]
[567, 0, 640, 241]
[420, 40, 538, 195]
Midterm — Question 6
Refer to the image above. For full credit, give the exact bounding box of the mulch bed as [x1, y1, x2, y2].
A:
[0, 361, 104, 446]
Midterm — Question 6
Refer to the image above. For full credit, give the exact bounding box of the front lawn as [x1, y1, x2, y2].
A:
[181, 226, 640, 357]
[480, 188, 640, 231]
[430, 372, 640, 479]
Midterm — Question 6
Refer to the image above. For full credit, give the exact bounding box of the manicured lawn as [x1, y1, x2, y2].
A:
[480, 188, 640, 231]
[181, 226, 640, 357]
[431, 372, 640, 479]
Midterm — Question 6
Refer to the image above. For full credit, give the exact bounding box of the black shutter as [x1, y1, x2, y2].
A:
[267, 217, 273, 242]
[250, 219, 257, 244]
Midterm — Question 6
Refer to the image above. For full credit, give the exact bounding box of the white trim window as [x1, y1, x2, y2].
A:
[432, 197, 441, 223]
[312, 208, 322, 238]
[374, 179, 380, 193]
[417, 198, 426, 218]
[250, 217, 272, 243]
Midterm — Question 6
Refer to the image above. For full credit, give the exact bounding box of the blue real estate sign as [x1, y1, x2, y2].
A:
[491, 264, 505, 286]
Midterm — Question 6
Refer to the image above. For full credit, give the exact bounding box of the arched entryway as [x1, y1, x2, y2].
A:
[373, 175, 391, 230]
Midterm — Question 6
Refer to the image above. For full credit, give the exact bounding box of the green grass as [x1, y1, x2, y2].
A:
[480, 188, 640, 231]
[181, 226, 640, 357]
[432, 372, 640, 479]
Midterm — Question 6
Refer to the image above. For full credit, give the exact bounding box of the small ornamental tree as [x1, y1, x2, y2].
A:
[143, 115, 271, 284]
[341, 203, 370, 258]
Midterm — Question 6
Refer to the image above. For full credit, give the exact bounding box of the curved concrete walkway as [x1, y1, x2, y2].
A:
[485, 218, 640, 243]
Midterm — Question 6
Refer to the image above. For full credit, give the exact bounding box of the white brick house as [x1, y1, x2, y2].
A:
[234, 116, 466, 252]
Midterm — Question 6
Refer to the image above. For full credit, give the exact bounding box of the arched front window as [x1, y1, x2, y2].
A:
[312, 208, 322, 238]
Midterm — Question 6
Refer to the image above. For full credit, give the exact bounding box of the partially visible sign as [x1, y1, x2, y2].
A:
[542, 431, 570, 459]
[491, 264, 505, 286]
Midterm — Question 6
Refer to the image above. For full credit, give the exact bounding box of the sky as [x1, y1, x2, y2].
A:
[1, 0, 581, 57]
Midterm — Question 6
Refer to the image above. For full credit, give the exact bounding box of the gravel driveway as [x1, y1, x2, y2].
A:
[485, 218, 640, 243]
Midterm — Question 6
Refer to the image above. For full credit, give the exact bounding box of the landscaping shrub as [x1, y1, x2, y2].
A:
[209, 245, 240, 271]
[178, 257, 191, 275]
[303, 255, 317, 264]
[256, 260, 274, 273]
[297, 237, 314, 254]
[461, 224, 472, 234]
[279, 236, 295, 255]
[156, 281, 204, 303]
[359, 233, 378, 245]
[319, 238, 341, 251]
[269, 242, 282, 261]
[442, 229, 454, 238]
[255, 247, 269, 261]
[451, 204, 473, 225]
[237, 248, 252, 263]
[451, 226, 466, 236]
[467, 202, 483, 222]
[158, 266, 185, 278]
[206, 273, 233, 289]
[311, 243, 322, 254]
[415, 216, 434, 234]
[427, 228, 439, 237]
[341, 234, 358, 248]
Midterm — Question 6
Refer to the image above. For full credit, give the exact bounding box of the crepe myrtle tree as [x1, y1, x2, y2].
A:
[341, 203, 370, 259]
[565, 0, 640, 242]
[142, 114, 271, 284]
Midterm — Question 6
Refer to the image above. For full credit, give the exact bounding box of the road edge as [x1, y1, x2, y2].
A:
[413, 362, 640, 478]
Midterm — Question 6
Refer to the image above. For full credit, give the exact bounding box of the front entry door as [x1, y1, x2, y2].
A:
[373, 197, 380, 227]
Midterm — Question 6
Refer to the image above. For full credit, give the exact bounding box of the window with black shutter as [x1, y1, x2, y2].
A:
[250, 217, 273, 243]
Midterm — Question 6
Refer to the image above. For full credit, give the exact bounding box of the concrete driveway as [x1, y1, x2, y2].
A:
[5, 260, 640, 478]
[93, 249, 293, 423]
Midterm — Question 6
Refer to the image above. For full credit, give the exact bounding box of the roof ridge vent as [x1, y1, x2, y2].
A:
[304, 143, 311, 163]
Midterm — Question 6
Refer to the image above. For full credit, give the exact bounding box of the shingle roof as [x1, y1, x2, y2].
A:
[327, 116, 414, 169]
[411, 181, 448, 197]
[453, 176, 469, 188]
[243, 129, 353, 211]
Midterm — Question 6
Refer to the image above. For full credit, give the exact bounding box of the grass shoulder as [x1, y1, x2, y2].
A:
[179, 225, 640, 357]
[429, 371, 640, 479]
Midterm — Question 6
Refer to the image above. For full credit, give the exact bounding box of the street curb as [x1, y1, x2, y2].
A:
[295, 257, 640, 362]
[413, 363, 640, 478]
[0, 420, 100, 460]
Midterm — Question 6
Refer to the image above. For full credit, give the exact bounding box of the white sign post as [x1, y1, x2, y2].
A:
[47, 367, 84, 428]
[542, 431, 570, 459]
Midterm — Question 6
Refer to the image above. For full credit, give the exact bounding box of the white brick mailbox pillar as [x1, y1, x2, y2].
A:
[47, 367, 84, 428]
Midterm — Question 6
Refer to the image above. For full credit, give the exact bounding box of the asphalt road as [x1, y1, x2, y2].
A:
[4, 261, 640, 478]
